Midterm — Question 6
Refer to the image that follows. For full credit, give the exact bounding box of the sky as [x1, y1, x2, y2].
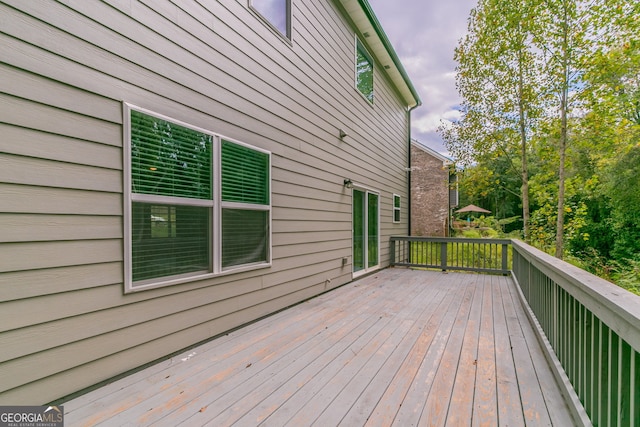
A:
[367, 0, 478, 154]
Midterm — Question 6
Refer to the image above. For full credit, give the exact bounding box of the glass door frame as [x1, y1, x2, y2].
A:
[352, 185, 380, 278]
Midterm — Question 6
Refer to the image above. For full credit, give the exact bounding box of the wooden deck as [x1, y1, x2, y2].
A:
[63, 269, 576, 426]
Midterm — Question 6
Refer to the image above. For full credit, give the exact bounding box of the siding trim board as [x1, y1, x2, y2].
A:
[0, 0, 419, 404]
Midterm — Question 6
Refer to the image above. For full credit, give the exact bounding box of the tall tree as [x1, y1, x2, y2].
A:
[535, 0, 638, 258]
[582, 0, 640, 260]
[441, 0, 544, 241]
[554, 0, 571, 259]
[532, 0, 585, 258]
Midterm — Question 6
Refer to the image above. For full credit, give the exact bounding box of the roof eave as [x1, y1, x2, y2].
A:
[339, 0, 422, 109]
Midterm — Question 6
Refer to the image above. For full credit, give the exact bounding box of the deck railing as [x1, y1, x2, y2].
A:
[511, 240, 640, 426]
[390, 236, 511, 274]
[390, 236, 640, 425]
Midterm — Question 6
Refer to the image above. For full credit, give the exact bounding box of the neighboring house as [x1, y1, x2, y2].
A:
[0, 0, 420, 404]
[410, 140, 457, 236]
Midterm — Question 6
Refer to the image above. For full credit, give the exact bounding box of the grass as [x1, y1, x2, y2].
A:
[407, 239, 511, 272]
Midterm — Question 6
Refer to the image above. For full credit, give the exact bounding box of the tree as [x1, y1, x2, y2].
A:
[456, 155, 523, 221]
[441, 0, 544, 241]
[570, 0, 640, 261]
[607, 145, 640, 260]
[448, 0, 639, 291]
[584, 0, 640, 125]
[534, 0, 638, 258]
[531, 0, 586, 258]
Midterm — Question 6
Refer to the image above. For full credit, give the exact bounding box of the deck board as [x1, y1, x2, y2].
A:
[493, 275, 527, 427]
[64, 269, 576, 426]
[445, 275, 483, 426]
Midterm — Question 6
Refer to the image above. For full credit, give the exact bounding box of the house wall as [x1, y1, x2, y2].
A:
[411, 144, 450, 236]
[0, 0, 411, 404]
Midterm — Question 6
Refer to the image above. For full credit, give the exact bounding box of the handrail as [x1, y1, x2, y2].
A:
[390, 236, 511, 274]
[511, 239, 640, 426]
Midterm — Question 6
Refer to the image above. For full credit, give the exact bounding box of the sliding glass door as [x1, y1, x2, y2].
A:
[353, 188, 379, 276]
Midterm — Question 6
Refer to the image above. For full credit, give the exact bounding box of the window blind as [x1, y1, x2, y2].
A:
[131, 203, 210, 282]
[131, 110, 212, 199]
[222, 209, 268, 268]
[221, 140, 269, 205]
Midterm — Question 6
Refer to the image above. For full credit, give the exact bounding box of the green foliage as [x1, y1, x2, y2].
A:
[611, 258, 640, 296]
[441, 0, 549, 239]
[605, 144, 640, 259]
[567, 196, 616, 259]
[460, 229, 482, 239]
[450, 0, 640, 291]
[409, 239, 510, 271]
[567, 249, 640, 296]
[453, 215, 521, 240]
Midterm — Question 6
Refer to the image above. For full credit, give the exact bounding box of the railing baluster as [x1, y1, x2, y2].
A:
[603, 325, 611, 427]
[440, 241, 447, 271]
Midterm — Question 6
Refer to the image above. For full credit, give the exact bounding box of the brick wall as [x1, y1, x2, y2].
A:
[411, 144, 450, 236]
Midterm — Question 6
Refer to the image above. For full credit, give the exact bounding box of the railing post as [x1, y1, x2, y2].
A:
[502, 243, 508, 274]
[441, 242, 447, 271]
[390, 238, 396, 266]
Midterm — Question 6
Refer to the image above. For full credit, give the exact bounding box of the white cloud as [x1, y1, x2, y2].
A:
[442, 109, 462, 121]
[413, 114, 442, 134]
[413, 108, 460, 133]
[368, 0, 477, 152]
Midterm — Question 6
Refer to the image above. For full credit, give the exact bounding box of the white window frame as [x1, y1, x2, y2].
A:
[393, 194, 401, 223]
[123, 103, 272, 293]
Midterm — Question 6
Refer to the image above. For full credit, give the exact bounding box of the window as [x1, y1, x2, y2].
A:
[353, 188, 379, 276]
[356, 39, 374, 103]
[124, 105, 271, 292]
[221, 140, 270, 268]
[449, 169, 459, 208]
[393, 194, 401, 223]
[251, 0, 291, 39]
